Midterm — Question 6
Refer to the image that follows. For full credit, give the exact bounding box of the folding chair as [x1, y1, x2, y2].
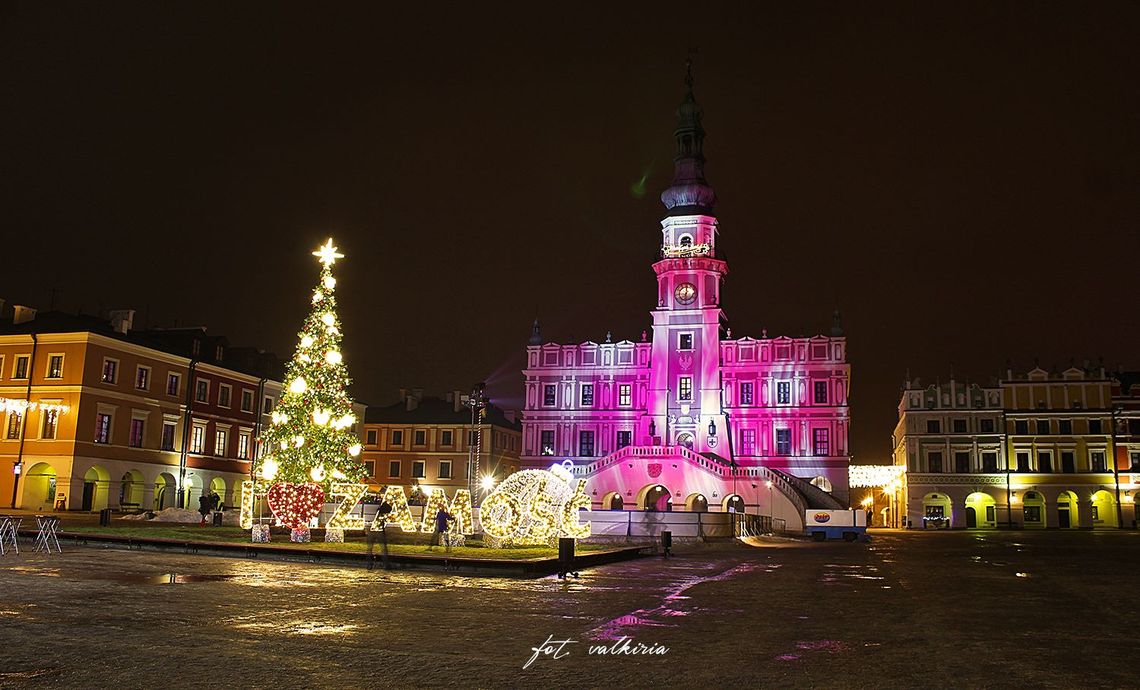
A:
[0, 516, 19, 555]
[32, 515, 61, 554]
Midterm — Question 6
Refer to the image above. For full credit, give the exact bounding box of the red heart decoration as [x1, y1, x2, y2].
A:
[266, 482, 326, 530]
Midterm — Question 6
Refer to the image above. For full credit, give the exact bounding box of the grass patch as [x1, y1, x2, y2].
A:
[61, 525, 611, 560]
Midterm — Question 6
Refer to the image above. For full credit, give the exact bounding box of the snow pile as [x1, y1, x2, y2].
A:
[120, 508, 242, 526]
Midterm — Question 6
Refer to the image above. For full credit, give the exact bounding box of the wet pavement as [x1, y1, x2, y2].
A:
[1, 530, 1137, 688]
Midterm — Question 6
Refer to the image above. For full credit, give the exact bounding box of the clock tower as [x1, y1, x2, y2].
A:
[641, 64, 730, 456]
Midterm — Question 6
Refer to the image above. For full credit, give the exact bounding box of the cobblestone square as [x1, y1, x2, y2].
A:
[2, 531, 1137, 688]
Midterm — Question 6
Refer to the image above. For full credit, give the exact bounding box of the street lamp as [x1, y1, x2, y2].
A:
[465, 382, 488, 504]
[766, 480, 773, 523]
[10, 461, 22, 509]
[1111, 405, 1125, 529]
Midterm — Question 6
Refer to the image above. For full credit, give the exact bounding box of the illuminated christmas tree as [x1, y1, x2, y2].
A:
[255, 239, 364, 491]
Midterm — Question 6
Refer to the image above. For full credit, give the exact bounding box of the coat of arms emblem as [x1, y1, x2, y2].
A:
[648, 463, 663, 478]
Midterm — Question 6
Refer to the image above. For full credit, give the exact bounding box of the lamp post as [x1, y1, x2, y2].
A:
[1111, 405, 1125, 529]
[765, 480, 773, 523]
[466, 382, 488, 504]
[10, 461, 22, 509]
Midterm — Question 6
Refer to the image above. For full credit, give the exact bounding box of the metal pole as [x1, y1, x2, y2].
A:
[11, 333, 37, 509]
[178, 360, 197, 509]
[1112, 407, 1124, 529]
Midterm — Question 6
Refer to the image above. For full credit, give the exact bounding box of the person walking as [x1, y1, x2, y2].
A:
[428, 506, 453, 552]
[367, 500, 393, 570]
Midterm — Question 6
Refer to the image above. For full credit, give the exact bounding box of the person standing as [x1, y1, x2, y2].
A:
[428, 506, 453, 552]
[367, 500, 393, 569]
[197, 494, 211, 526]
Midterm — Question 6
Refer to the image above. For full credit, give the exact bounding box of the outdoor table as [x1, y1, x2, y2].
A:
[31, 515, 61, 554]
[0, 515, 21, 555]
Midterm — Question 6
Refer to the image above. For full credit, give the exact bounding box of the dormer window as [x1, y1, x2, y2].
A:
[679, 235, 692, 247]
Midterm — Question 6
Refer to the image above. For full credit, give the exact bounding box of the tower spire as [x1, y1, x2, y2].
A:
[661, 59, 716, 215]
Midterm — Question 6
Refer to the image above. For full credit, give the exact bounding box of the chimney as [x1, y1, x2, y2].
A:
[13, 305, 37, 325]
[109, 309, 135, 334]
[453, 389, 464, 412]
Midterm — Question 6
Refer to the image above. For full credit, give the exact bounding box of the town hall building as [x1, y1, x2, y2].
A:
[520, 69, 851, 530]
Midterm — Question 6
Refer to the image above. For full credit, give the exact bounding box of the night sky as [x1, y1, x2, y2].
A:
[3, 3, 1138, 462]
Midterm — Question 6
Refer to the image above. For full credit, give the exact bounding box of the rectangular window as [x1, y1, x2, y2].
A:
[1024, 505, 1041, 523]
[389, 461, 401, 478]
[952, 419, 967, 433]
[412, 461, 425, 479]
[1035, 420, 1050, 435]
[161, 422, 176, 451]
[195, 380, 209, 403]
[215, 429, 227, 456]
[776, 381, 791, 405]
[543, 385, 556, 406]
[46, 355, 64, 379]
[240, 389, 254, 412]
[928, 451, 943, 473]
[579, 430, 595, 457]
[94, 413, 112, 444]
[1016, 452, 1030, 472]
[775, 428, 791, 456]
[814, 380, 828, 404]
[1089, 419, 1103, 434]
[363, 461, 375, 478]
[263, 396, 274, 414]
[741, 429, 756, 455]
[468, 430, 478, 446]
[619, 384, 632, 407]
[14, 355, 30, 379]
[1059, 451, 1075, 473]
[540, 430, 555, 456]
[617, 430, 631, 449]
[441, 430, 453, 446]
[982, 452, 998, 472]
[678, 376, 692, 402]
[129, 418, 145, 448]
[679, 333, 693, 350]
[980, 418, 995, 433]
[439, 460, 452, 479]
[1090, 451, 1106, 472]
[1014, 420, 1029, 435]
[391, 429, 403, 445]
[1131, 452, 1140, 471]
[1038, 451, 1053, 473]
[740, 382, 754, 406]
[238, 432, 251, 459]
[926, 419, 941, 433]
[135, 366, 150, 390]
[190, 425, 205, 454]
[581, 384, 594, 407]
[414, 429, 426, 445]
[366, 429, 378, 445]
[101, 359, 118, 384]
[954, 452, 970, 473]
[6, 412, 22, 439]
[218, 384, 232, 408]
[1058, 419, 1072, 435]
[167, 373, 181, 396]
[812, 428, 830, 456]
[41, 410, 59, 440]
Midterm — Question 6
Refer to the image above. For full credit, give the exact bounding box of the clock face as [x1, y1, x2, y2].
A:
[675, 282, 697, 305]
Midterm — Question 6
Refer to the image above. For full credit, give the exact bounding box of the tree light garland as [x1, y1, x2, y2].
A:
[849, 465, 906, 488]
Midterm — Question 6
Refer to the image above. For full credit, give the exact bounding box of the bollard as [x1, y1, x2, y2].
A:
[661, 530, 672, 558]
[212, 511, 223, 527]
[557, 537, 578, 579]
[99, 508, 111, 527]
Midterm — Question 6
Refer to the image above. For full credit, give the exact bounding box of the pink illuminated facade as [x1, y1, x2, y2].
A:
[521, 70, 851, 526]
